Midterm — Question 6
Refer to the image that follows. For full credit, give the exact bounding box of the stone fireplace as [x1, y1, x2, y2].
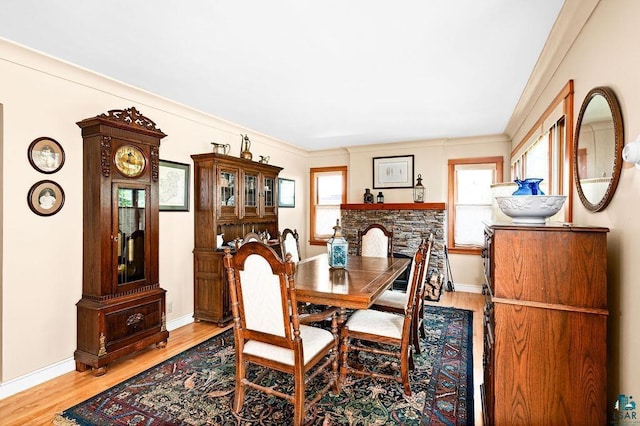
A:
[340, 202, 447, 280]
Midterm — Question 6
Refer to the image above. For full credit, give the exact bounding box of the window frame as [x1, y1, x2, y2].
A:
[511, 80, 573, 222]
[447, 156, 504, 255]
[309, 166, 347, 246]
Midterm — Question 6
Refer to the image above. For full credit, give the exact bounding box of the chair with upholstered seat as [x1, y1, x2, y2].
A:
[278, 228, 301, 263]
[339, 239, 427, 395]
[371, 234, 433, 354]
[234, 231, 263, 249]
[357, 223, 393, 257]
[223, 242, 340, 425]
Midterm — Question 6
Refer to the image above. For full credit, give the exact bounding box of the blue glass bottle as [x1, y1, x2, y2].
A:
[512, 178, 545, 195]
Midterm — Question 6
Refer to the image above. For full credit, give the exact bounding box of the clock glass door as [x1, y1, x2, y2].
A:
[115, 186, 148, 289]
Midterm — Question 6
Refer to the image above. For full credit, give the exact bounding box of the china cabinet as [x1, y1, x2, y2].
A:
[75, 107, 169, 375]
[191, 153, 282, 325]
[481, 222, 608, 425]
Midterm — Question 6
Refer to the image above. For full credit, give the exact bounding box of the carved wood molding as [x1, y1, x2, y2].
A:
[150, 145, 159, 182]
[98, 106, 165, 134]
[100, 136, 112, 177]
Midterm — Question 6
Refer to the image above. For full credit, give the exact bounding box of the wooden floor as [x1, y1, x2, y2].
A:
[0, 291, 485, 426]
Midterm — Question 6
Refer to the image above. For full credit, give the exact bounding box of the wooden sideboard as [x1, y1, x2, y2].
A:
[481, 222, 608, 425]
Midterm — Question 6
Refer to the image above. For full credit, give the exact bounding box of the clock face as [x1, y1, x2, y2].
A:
[114, 145, 146, 177]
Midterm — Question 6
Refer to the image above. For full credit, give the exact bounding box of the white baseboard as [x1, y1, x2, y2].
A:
[448, 283, 483, 294]
[0, 312, 195, 400]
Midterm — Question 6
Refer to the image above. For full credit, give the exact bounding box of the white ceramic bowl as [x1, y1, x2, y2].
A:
[495, 195, 567, 224]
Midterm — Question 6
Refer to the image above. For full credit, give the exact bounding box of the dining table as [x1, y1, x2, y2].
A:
[293, 253, 411, 310]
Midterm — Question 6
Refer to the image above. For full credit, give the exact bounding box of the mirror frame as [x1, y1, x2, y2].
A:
[573, 86, 624, 212]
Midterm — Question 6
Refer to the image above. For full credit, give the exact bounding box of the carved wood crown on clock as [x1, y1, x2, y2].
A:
[78, 106, 164, 180]
[98, 106, 165, 135]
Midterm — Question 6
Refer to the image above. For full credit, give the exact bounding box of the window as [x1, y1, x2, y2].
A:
[310, 166, 347, 245]
[448, 157, 503, 255]
[511, 80, 573, 222]
[513, 119, 566, 196]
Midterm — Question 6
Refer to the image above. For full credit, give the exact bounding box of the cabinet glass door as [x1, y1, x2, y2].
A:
[219, 168, 239, 221]
[263, 176, 276, 217]
[220, 171, 235, 207]
[264, 177, 274, 207]
[116, 187, 147, 287]
[244, 172, 259, 218]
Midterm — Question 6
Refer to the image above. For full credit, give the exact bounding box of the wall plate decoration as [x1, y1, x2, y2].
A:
[27, 180, 65, 216]
[28, 137, 65, 174]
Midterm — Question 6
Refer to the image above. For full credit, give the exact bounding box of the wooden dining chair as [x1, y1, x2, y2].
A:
[223, 242, 340, 425]
[371, 234, 433, 354]
[357, 223, 393, 257]
[234, 231, 263, 249]
[339, 239, 427, 396]
[278, 228, 301, 263]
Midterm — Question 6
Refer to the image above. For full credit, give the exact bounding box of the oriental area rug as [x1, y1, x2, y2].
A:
[54, 306, 473, 425]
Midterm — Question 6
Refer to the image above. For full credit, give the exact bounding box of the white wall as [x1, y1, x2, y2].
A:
[0, 39, 309, 385]
[507, 0, 640, 406]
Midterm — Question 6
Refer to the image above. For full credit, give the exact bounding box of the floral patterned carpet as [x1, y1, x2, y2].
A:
[54, 306, 473, 425]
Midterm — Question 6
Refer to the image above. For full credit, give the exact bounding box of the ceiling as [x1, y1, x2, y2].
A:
[0, 1, 565, 151]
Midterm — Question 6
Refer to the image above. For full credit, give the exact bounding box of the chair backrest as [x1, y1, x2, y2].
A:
[242, 232, 262, 243]
[415, 234, 434, 308]
[357, 223, 393, 257]
[402, 239, 428, 312]
[223, 242, 299, 349]
[234, 232, 263, 249]
[278, 228, 301, 263]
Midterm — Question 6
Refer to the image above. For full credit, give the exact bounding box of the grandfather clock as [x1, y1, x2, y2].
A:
[75, 107, 169, 375]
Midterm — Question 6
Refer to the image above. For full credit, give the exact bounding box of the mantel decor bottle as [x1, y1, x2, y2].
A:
[512, 178, 545, 195]
[377, 191, 384, 203]
[363, 188, 374, 204]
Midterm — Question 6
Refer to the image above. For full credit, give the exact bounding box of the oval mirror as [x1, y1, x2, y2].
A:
[574, 86, 624, 212]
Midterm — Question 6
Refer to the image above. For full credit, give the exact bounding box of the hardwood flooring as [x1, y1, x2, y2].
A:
[0, 291, 484, 426]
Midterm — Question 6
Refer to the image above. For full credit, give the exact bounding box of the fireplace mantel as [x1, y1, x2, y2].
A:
[341, 203, 446, 211]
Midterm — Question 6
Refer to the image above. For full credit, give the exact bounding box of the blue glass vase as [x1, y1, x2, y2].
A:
[512, 178, 545, 195]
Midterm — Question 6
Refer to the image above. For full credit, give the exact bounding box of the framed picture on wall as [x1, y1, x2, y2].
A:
[372, 155, 414, 189]
[159, 160, 190, 211]
[28, 137, 65, 174]
[27, 180, 65, 216]
[278, 178, 295, 208]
